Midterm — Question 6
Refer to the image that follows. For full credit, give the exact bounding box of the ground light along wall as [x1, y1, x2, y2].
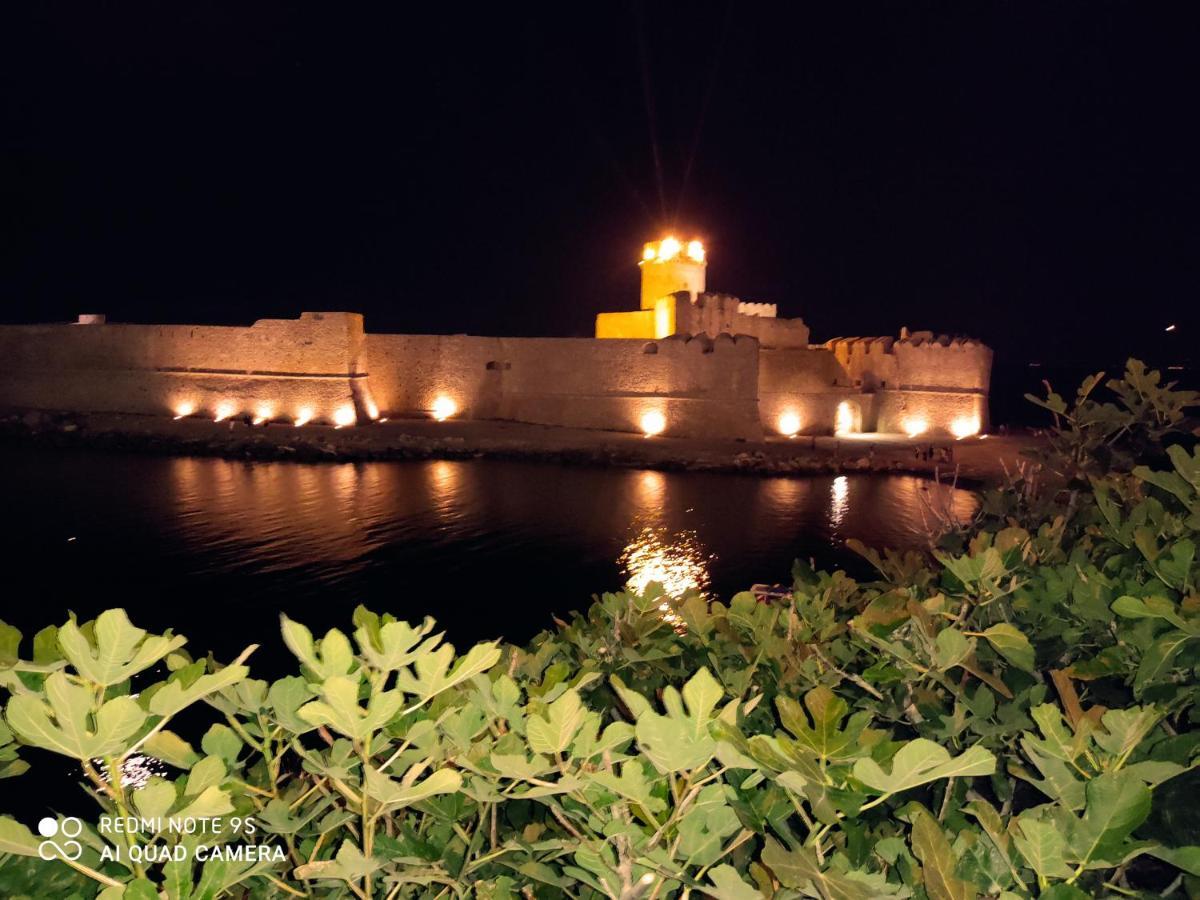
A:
[0, 311, 989, 440]
[363, 332, 763, 441]
[0, 313, 378, 427]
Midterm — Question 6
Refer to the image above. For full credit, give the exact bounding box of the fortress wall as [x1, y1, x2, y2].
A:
[893, 339, 992, 392]
[756, 347, 864, 434]
[364, 334, 505, 419]
[0, 313, 370, 423]
[827, 337, 900, 390]
[365, 332, 763, 440]
[875, 389, 990, 437]
[675, 293, 810, 348]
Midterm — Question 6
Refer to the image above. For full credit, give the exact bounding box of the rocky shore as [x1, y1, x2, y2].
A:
[0, 409, 1036, 485]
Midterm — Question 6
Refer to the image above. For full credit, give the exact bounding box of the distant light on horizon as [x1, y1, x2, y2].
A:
[1165, 323, 1177, 331]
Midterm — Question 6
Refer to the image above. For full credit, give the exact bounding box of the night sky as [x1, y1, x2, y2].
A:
[1, 4, 1196, 368]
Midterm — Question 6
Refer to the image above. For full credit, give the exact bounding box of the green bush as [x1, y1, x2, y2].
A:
[0, 360, 1197, 899]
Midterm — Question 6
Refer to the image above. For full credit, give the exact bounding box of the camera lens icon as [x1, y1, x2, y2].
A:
[37, 816, 84, 861]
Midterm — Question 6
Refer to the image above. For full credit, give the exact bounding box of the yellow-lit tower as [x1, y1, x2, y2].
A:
[639, 237, 706, 308]
[596, 236, 706, 339]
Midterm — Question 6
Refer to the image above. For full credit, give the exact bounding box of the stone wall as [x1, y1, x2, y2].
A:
[0, 312, 374, 425]
[674, 293, 810, 348]
[365, 332, 763, 440]
[821, 333, 992, 436]
[0, 311, 991, 441]
[757, 347, 864, 435]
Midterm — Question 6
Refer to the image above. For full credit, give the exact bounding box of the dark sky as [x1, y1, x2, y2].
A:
[1, 3, 1196, 367]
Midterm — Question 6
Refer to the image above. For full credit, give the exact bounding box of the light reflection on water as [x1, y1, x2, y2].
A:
[619, 525, 714, 598]
[4, 449, 978, 649]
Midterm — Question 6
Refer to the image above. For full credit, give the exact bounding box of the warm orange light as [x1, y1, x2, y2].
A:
[658, 236, 681, 261]
[431, 396, 457, 421]
[835, 402, 856, 435]
[686, 240, 705, 263]
[903, 417, 928, 438]
[173, 402, 196, 420]
[252, 404, 273, 426]
[642, 244, 657, 261]
[777, 411, 801, 437]
[950, 416, 981, 439]
[365, 399, 380, 420]
[294, 407, 314, 427]
[640, 410, 666, 436]
[333, 405, 356, 428]
[213, 402, 236, 423]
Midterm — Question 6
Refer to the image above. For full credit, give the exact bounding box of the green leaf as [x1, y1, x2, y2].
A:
[979, 623, 1035, 672]
[526, 688, 587, 756]
[185, 755, 226, 796]
[143, 729, 200, 769]
[587, 760, 665, 815]
[1064, 771, 1152, 870]
[933, 628, 973, 671]
[677, 784, 740, 866]
[364, 764, 462, 810]
[175, 784, 234, 820]
[1135, 631, 1196, 690]
[0, 621, 21, 668]
[294, 839, 380, 883]
[761, 836, 898, 899]
[1012, 814, 1072, 881]
[353, 618, 441, 672]
[1112, 595, 1199, 634]
[910, 805, 977, 900]
[267, 675, 316, 733]
[0, 816, 40, 856]
[775, 686, 871, 765]
[1145, 844, 1200, 877]
[853, 739, 995, 797]
[705, 864, 763, 900]
[395, 641, 502, 705]
[614, 668, 723, 773]
[134, 777, 178, 819]
[297, 675, 403, 740]
[7, 670, 146, 758]
[280, 617, 356, 679]
[149, 646, 255, 717]
[57, 609, 186, 686]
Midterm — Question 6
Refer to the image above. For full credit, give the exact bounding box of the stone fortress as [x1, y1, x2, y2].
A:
[0, 238, 991, 442]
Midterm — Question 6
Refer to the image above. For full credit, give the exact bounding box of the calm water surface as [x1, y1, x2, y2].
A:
[1, 445, 977, 666]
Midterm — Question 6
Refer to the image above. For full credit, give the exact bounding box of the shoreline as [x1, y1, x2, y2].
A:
[0, 408, 1037, 484]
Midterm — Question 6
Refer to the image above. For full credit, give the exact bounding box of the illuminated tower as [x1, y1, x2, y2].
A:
[595, 236, 707, 339]
[639, 237, 706, 309]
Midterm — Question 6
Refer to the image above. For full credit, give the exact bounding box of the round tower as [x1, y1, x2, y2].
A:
[639, 237, 706, 309]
